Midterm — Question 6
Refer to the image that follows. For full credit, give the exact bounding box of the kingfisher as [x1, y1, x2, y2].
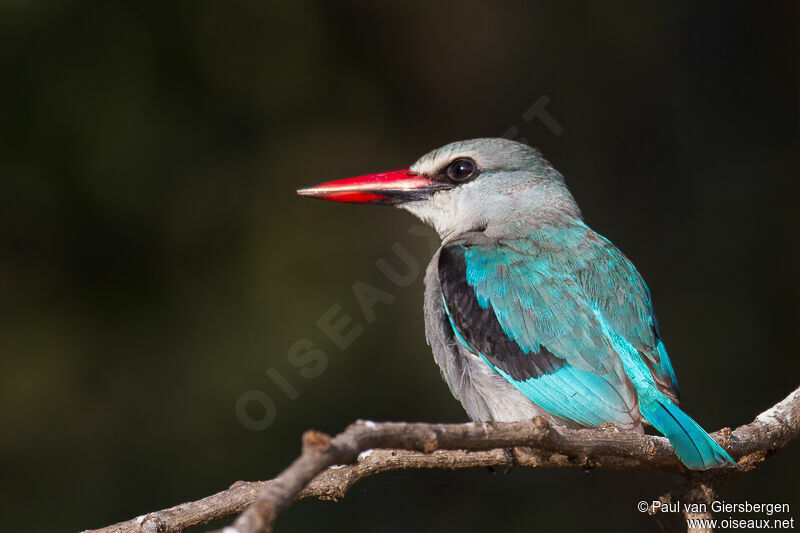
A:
[297, 138, 735, 470]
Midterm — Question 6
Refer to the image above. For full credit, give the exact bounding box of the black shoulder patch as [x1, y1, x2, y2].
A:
[438, 246, 564, 380]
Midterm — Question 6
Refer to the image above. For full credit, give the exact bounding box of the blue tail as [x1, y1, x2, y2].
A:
[641, 399, 736, 470]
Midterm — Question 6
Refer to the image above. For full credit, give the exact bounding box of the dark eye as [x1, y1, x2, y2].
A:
[446, 158, 477, 182]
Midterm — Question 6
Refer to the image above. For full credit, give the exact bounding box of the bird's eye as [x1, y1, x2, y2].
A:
[446, 158, 477, 182]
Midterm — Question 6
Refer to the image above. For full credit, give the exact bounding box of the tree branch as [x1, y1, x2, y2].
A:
[82, 386, 800, 533]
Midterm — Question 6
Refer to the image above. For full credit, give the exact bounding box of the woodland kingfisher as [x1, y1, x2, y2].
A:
[297, 138, 735, 470]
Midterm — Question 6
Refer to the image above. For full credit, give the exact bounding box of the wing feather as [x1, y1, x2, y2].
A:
[438, 221, 679, 428]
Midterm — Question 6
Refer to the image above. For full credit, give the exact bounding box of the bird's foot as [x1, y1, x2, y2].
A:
[486, 448, 516, 474]
[503, 447, 515, 474]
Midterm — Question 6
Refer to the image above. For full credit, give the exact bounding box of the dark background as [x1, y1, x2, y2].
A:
[1, 1, 797, 531]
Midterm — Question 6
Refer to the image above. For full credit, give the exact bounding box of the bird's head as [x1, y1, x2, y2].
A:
[297, 138, 580, 240]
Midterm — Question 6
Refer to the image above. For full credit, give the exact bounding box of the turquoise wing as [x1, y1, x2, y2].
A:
[439, 221, 679, 429]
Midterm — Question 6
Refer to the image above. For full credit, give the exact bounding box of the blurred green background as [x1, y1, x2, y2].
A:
[1, 1, 798, 531]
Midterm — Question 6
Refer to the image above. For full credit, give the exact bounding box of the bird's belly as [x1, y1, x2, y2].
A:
[455, 350, 582, 427]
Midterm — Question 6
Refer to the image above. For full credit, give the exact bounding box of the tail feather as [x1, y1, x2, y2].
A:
[641, 399, 736, 470]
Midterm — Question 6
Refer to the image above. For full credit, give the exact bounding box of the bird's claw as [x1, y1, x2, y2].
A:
[503, 447, 515, 474]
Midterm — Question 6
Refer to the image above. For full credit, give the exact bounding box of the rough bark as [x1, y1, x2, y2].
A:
[82, 386, 800, 533]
